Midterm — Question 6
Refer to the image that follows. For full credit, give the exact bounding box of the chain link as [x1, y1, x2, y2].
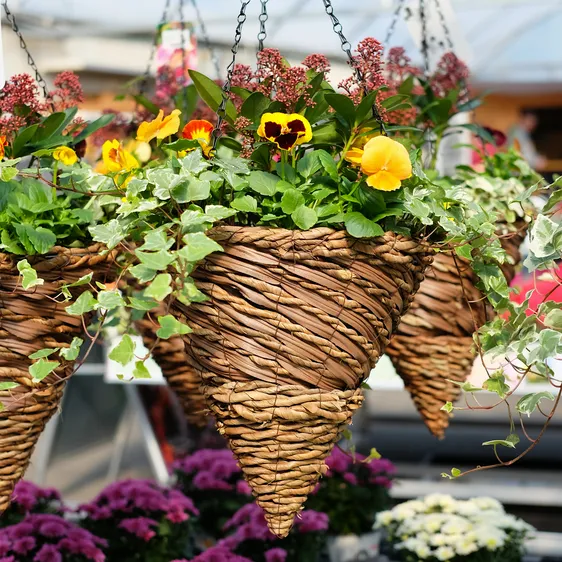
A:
[189, 0, 222, 79]
[433, 0, 454, 50]
[257, 0, 269, 52]
[139, 0, 172, 98]
[384, 0, 408, 46]
[1, 0, 50, 98]
[419, 0, 430, 75]
[178, 0, 190, 114]
[212, 0, 252, 148]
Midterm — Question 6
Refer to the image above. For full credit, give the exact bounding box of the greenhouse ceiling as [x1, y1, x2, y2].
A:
[3, 0, 562, 86]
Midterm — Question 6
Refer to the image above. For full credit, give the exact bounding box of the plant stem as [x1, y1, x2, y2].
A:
[281, 151, 287, 181]
[52, 162, 59, 186]
[429, 130, 443, 171]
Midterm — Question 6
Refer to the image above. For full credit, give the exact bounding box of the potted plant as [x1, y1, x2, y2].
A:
[78, 479, 198, 562]
[305, 448, 395, 561]
[375, 494, 534, 562]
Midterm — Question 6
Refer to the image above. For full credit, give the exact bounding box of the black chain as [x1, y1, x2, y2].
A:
[189, 0, 221, 79]
[257, 0, 269, 52]
[139, 0, 172, 98]
[1, 0, 49, 98]
[433, 0, 454, 50]
[212, 0, 252, 148]
[178, 0, 190, 114]
[419, 0, 430, 75]
[384, 0, 408, 46]
[322, 0, 385, 131]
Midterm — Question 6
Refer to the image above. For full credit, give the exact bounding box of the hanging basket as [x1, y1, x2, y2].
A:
[386, 224, 528, 438]
[135, 313, 208, 428]
[0, 245, 115, 512]
[172, 226, 433, 536]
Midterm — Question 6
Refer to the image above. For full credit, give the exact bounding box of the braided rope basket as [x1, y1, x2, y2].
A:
[173, 226, 433, 536]
[386, 224, 527, 438]
[135, 313, 207, 428]
[0, 245, 115, 512]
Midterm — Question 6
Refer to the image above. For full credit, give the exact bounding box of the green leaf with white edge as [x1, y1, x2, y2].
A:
[461, 381, 483, 392]
[60, 273, 93, 299]
[281, 189, 305, 214]
[17, 260, 44, 290]
[133, 361, 151, 379]
[0, 381, 19, 391]
[146, 168, 176, 200]
[128, 297, 158, 311]
[138, 229, 174, 252]
[89, 219, 126, 249]
[527, 214, 559, 259]
[177, 277, 208, 305]
[66, 291, 97, 316]
[143, 273, 173, 302]
[231, 195, 258, 213]
[179, 232, 223, 262]
[483, 434, 520, 449]
[29, 359, 60, 382]
[96, 290, 125, 311]
[156, 315, 192, 339]
[179, 149, 209, 174]
[136, 250, 175, 271]
[291, 206, 317, 230]
[29, 348, 57, 360]
[204, 205, 237, 221]
[482, 372, 510, 398]
[248, 171, 279, 196]
[455, 244, 473, 261]
[172, 177, 211, 203]
[60, 337, 83, 361]
[516, 391, 556, 417]
[344, 212, 384, 238]
[108, 335, 136, 367]
[441, 401, 454, 413]
[129, 264, 158, 283]
[544, 309, 562, 331]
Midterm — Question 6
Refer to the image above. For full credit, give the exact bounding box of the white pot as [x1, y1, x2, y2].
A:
[327, 531, 382, 562]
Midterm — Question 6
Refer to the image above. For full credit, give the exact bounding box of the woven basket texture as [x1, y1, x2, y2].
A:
[386, 223, 527, 438]
[172, 226, 433, 536]
[135, 313, 207, 428]
[0, 245, 115, 512]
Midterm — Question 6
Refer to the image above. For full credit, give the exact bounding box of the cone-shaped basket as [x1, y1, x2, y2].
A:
[135, 313, 207, 428]
[0, 245, 114, 512]
[173, 226, 433, 536]
[386, 224, 527, 438]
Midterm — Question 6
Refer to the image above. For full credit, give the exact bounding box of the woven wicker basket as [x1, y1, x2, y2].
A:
[135, 313, 207, 428]
[386, 224, 527, 438]
[0, 245, 115, 512]
[173, 226, 433, 536]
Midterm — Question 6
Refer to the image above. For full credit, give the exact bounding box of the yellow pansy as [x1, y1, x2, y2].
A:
[360, 136, 412, 191]
[124, 139, 152, 163]
[53, 146, 78, 166]
[136, 109, 182, 143]
[345, 128, 380, 165]
[257, 112, 312, 150]
[102, 139, 139, 173]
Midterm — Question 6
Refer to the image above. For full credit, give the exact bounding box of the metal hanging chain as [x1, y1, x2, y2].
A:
[433, 0, 454, 51]
[139, 0, 173, 98]
[257, 0, 269, 52]
[189, 0, 222, 79]
[384, 0, 408, 46]
[419, 0, 431, 76]
[1, 0, 49, 98]
[178, 0, 190, 114]
[321, 0, 385, 130]
[212, 0, 252, 148]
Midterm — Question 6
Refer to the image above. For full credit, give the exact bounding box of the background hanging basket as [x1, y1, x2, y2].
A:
[172, 226, 433, 536]
[135, 311, 208, 428]
[0, 245, 115, 513]
[386, 224, 527, 438]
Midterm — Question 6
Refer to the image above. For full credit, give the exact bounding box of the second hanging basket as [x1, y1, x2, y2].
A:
[173, 226, 433, 537]
[386, 223, 527, 438]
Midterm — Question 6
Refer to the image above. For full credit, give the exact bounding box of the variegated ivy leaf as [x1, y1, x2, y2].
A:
[17, 260, 44, 290]
[516, 391, 556, 417]
[108, 335, 136, 367]
[178, 232, 223, 263]
[29, 359, 59, 382]
[156, 315, 192, 339]
[60, 337, 83, 361]
[60, 273, 93, 300]
[143, 273, 172, 302]
[89, 219, 126, 249]
[66, 291, 97, 316]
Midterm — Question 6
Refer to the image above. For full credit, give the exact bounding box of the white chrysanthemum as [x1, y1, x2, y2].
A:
[429, 533, 448, 547]
[423, 494, 456, 510]
[415, 543, 432, 559]
[441, 516, 471, 535]
[455, 500, 480, 517]
[455, 534, 479, 555]
[471, 497, 503, 512]
[393, 504, 416, 521]
[435, 545, 455, 560]
[375, 510, 393, 528]
[423, 514, 448, 533]
[476, 527, 507, 551]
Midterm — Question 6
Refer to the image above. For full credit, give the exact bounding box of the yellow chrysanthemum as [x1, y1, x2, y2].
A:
[136, 109, 182, 143]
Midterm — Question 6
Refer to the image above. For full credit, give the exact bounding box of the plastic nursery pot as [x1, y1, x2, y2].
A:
[172, 226, 433, 538]
[0, 244, 115, 512]
[386, 222, 527, 438]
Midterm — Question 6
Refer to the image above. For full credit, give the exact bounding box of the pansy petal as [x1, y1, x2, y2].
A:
[366, 170, 402, 191]
[157, 109, 182, 139]
[344, 147, 364, 166]
[361, 136, 412, 180]
[136, 110, 164, 142]
[287, 114, 312, 144]
[264, 121, 283, 140]
[275, 133, 299, 150]
[182, 119, 214, 143]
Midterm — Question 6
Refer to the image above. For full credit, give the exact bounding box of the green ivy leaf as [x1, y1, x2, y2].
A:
[179, 232, 223, 262]
[231, 195, 258, 213]
[129, 264, 158, 283]
[66, 291, 97, 316]
[156, 315, 192, 339]
[204, 205, 237, 221]
[128, 297, 158, 311]
[96, 290, 125, 311]
[344, 212, 384, 238]
[291, 206, 317, 230]
[108, 335, 136, 366]
[143, 273, 173, 302]
[544, 309, 562, 331]
[483, 434, 520, 449]
[89, 219, 126, 249]
[29, 348, 56, 360]
[138, 229, 174, 252]
[0, 381, 19, 391]
[60, 273, 93, 299]
[17, 260, 44, 290]
[60, 337, 83, 361]
[29, 359, 59, 382]
[136, 250, 175, 271]
[172, 177, 211, 203]
[281, 189, 306, 214]
[248, 171, 279, 196]
[516, 391, 556, 417]
[455, 244, 473, 261]
[133, 361, 151, 379]
[482, 372, 510, 398]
